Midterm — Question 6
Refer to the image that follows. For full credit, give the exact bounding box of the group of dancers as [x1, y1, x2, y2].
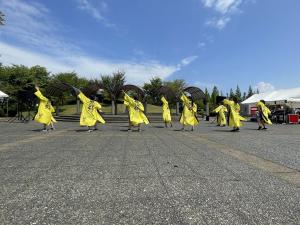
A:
[33, 86, 272, 132]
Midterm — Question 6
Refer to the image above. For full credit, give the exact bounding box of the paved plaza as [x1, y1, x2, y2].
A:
[0, 120, 299, 224]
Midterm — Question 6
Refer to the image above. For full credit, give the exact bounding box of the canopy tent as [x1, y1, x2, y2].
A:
[0, 90, 9, 99]
[0, 90, 9, 117]
[242, 87, 300, 105]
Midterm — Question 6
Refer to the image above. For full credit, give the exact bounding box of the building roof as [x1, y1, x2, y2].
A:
[242, 87, 300, 104]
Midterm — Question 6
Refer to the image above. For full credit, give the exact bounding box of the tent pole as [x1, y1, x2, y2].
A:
[6, 98, 8, 117]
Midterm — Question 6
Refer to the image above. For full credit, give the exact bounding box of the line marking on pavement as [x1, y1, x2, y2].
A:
[179, 132, 300, 187]
[0, 130, 69, 152]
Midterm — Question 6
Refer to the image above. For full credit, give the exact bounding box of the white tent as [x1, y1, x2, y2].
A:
[242, 87, 300, 105]
[0, 90, 9, 99]
[0, 90, 9, 117]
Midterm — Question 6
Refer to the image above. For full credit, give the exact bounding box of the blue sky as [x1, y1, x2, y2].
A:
[0, 0, 300, 94]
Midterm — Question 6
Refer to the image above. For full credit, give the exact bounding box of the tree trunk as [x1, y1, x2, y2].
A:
[115, 101, 118, 115]
[111, 100, 116, 115]
[205, 102, 209, 121]
[76, 99, 80, 114]
[56, 105, 59, 116]
[144, 102, 147, 114]
[176, 102, 180, 115]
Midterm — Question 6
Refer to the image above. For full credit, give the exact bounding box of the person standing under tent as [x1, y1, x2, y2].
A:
[213, 102, 227, 127]
[161, 96, 173, 128]
[256, 100, 272, 130]
[34, 86, 57, 131]
[223, 97, 245, 132]
[123, 92, 149, 132]
[73, 87, 105, 132]
[180, 93, 199, 131]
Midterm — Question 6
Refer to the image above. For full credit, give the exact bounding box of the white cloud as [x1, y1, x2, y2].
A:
[255, 82, 275, 93]
[76, 0, 115, 27]
[0, 0, 79, 55]
[201, 0, 244, 29]
[0, 42, 191, 85]
[205, 16, 231, 29]
[0, 0, 196, 85]
[179, 56, 198, 66]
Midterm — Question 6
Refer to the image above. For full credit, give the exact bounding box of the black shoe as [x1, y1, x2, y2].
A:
[262, 127, 267, 130]
[258, 126, 262, 130]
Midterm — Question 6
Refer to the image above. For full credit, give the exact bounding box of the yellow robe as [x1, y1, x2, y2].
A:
[161, 96, 172, 123]
[34, 89, 56, 126]
[213, 105, 227, 126]
[78, 92, 105, 126]
[256, 101, 272, 125]
[180, 94, 199, 126]
[124, 93, 149, 126]
[223, 99, 245, 128]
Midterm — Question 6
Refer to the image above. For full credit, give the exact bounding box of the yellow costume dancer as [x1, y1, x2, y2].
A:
[223, 98, 245, 131]
[124, 93, 149, 131]
[34, 87, 56, 131]
[256, 100, 272, 130]
[213, 104, 227, 126]
[161, 96, 172, 128]
[180, 94, 199, 131]
[78, 92, 105, 132]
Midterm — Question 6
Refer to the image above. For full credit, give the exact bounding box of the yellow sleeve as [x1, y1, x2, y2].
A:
[192, 103, 197, 113]
[124, 93, 135, 107]
[78, 92, 90, 104]
[95, 101, 102, 110]
[213, 105, 221, 113]
[180, 94, 190, 106]
[34, 90, 48, 101]
[124, 99, 129, 106]
[50, 104, 55, 113]
[137, 101, 144, 111]
[161, 96, 167, 105]
[223, 99, 233, 107]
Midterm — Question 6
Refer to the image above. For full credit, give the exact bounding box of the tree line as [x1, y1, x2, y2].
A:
[0, 64, 256, 116]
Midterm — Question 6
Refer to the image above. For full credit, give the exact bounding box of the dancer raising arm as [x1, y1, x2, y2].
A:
[73, 87, 105, 132]
[34, 86, 57, 131]
[256, 100, 272, 130]
[213, 102, 228, 127]
[123, 91, 149, 132]
[223, 97, 245, 132]
[180, 93, 199, 131]
[161, 96, 173, 128]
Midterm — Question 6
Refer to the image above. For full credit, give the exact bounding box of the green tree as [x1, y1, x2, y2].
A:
[163, 79, 186, 100]
[235, 85, 242, 102]
[101, 71, 126, 115]
[247, 85, 254, 98]
[204, 88, 210, 103]
[229, 88, 235, 99]
[242, 92, 247, 101]
[143, 77, 163, 105]
[0, 65, 50, 116]
[210, 86, 219, 107]
[52, 72, 80, 87]
[163, 79, 186, 114]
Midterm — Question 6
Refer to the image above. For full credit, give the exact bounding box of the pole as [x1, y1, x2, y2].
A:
[6, 98, 8, 117]
[176, 102, 180, 115]
[76, 99, 80, 114]
[206, 102, 210, 121]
